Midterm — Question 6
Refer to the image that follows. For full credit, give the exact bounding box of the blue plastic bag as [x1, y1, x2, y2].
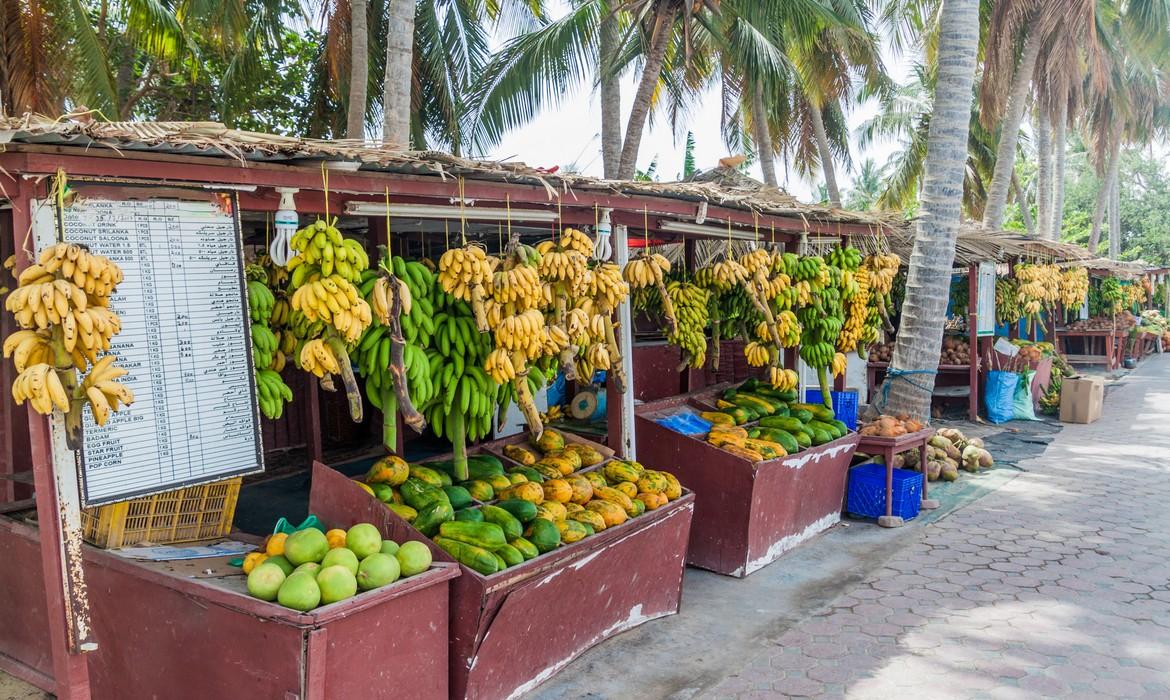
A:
[985, 370, 1019, 424]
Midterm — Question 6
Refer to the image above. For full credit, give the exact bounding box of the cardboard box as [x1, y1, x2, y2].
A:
[1059, 376, 1104, 424]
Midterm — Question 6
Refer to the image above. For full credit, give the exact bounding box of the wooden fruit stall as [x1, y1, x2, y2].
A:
[0, 515, 458, 700]
[634, 388, 859, 577]
[308, 460, 694, 700]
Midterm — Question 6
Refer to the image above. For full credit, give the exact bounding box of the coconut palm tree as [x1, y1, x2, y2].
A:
[876, 0, 981, 419]
[347, 0, 370, 139]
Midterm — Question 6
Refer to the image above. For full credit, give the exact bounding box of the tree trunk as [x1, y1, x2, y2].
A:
[382, 0, 415, 146]
[347, 0, 370, 140]
[599, 5, 622, 179]
[981, 29, 1044, 230]
[1035, 110, 1052, 238]
[1108, 157, 1121, 258]
[751, 83, 777, 187]
[877, 0, 980, 420]
[616, 4, 676, 180]
[1088, 136, 1120, 254]
[1052, 98, 1068, 239]
[809, 102, 841, 207]
[1011, 171, 1034, 237]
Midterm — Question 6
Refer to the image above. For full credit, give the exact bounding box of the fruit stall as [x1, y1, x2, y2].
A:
[0, 118, 900, 699]
[866, 227, 1092, 421]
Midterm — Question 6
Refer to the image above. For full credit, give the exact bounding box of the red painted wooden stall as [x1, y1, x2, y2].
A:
[635, 389, 859, 577]
[309, 460, 695, 700]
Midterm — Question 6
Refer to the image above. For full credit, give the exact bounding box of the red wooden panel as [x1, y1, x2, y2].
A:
[0, 518, 55, 686]
[631, 343, 685, 401]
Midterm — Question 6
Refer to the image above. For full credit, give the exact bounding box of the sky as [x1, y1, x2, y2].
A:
[482, 4, 916, 201]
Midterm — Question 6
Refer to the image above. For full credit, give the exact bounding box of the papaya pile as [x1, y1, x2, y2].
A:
[432, 457, 684, 575]
[699, 378, 850, 462]
[242, 523, 433, 611]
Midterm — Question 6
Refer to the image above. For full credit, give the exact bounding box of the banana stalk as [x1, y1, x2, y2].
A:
[816, 365, 833, 410]
[554, 290, 579, 382]
[51, 325, 82, 450]
[449, 411, 468, 482]
[381, 384, 398, 454]
[656, 279, 679, 335]
[470, 285, 489, 332]
[324, 335, 362, 422]
[601, 311, 627, 394]
[387, 276, 425, 433]
[876, 294, 895, 334]
[710, 318, 721, 371]
[746, 271, 784, 348]
[511, 351, 543, 439]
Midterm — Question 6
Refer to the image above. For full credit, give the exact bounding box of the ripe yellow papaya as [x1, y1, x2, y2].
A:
[585, 499, 627, 528]
[602, 461, 641, 484]
[565, 474, 594, 504]
[541, 478, 573, 504]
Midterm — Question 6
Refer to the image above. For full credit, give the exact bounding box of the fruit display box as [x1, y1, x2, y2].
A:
[310, 460, 695, 700]
[636, 387, 860, 577]
[0, 514, 458, 700]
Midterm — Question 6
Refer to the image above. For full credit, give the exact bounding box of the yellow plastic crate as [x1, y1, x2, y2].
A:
[80, 477, 242, 548]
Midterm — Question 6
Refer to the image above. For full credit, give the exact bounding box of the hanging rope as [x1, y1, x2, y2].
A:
[384, 186, 392, 255]
[320, 162, 330, 221]
[457, 177, 467, 246]
[877, 367, 939, 411]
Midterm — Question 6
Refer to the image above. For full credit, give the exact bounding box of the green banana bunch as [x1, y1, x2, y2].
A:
[423, 292, 498, 442]
[248, 279, 275, 324]
[287, 218, 370, 284]
[665, 281, 710, 368]
[251, 323, 278, 370]
[826, 246, 862, 272]
[793, 256, 825, 282]
[255, 368, 294, 420]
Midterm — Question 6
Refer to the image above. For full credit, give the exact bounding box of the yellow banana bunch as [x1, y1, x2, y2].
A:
[560, 227, 594, 258]
[371, 275, 411, 325]
[299, 338, 341, 378]
[537, 245, 588, 283]
[1059, 268, 1089, 308]
[764, 273, 790, 299]
[493, 309, 547, 360]
[774, 310, 801, 347]
[769, 367, 799, 392]
[29, 243, 123, 296]
[491, 264, 543, 308]
[713, 259, 749, 288]
[438, 245, 493, 302]
[81, 355, 134, 426]
[831, 352, 848, 378]
[866, 253, 900, 295]
[739, 248, 771, 276]
[837, 266, 871, 353]
[623, 253, 670, 288]
[586, 342, 612, 370]
[3, 330, 53, 372]
[744, 341, 771, 367]
[794, 280, 813, 306]
[484, 347, 518, 384]
[290, 274, 372, 343]
[12, 363, 70, 415]
[542, 324, 571, 355]
[584, 262, 629, 311]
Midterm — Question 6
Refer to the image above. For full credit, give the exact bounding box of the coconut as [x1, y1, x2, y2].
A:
[977, 448, 994, 468]
[902, 449, 920, 468]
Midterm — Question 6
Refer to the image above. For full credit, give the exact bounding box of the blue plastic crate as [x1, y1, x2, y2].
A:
[846, 462, 923, 521]
[804, 389, 859, 430]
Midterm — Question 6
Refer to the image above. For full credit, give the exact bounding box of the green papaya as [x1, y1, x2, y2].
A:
[509, 537, 539, 560]
[410, 465, 450, 487]
[759, 416, 805, 433]
[442, 485, 473, 510]
[496, 543, 524, 567]
[495, 498, 538, 523]
[525, 518, 561, 553]
[413, 500, 455, 536]
[400, 478, 450, 511]
[463, 479, 495, 502]
[506, 466, 545, 484]
[438, 521, 507, 550]
[480, 504, 523, 540]
[808, 420, 843, 440]
[433, 536, 497, 576]
[754, 428, 800, 454]
[791, 409, 814, 423]
[466, 455, 505, 480]
[454, 508, 484, 522]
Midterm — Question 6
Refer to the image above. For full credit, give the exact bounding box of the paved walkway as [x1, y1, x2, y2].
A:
[709, 355, 1170, 699]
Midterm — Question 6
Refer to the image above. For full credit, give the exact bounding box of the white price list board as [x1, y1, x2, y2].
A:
[35, 197, 263, 506]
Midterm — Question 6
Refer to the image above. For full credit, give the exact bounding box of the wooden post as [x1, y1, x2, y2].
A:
[10, 181, 94, 699]
[609, 217, 636, 459]
[967, 265, 978, 421]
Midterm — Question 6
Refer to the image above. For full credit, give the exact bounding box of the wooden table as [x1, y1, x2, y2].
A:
[1056, 330, 1126, 370]
[856, 428, 937, 528]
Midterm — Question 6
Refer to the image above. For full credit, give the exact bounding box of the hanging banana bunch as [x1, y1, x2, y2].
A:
[624, 250, 676, 334]
[287, 218, 372, 422]
[864, 253, 900, 333]
[437, 243, 495, 331]
[4, 243, 134, 448]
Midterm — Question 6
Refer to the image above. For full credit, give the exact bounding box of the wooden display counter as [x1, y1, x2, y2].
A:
[309, 460, 694, 700]
[0, 515, 458, 700]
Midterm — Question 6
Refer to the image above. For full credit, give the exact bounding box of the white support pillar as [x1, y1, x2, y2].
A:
[611, 219, 636, 460]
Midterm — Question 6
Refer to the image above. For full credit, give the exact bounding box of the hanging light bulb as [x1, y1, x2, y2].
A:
[270, 188, 299, 266]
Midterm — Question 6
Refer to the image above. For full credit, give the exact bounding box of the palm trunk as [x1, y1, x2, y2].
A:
[1088, 136, 1120, 254]
[1011, 171, 1034, 236]
[347, 0, 369, 140]
[381, 0, 415, 146]
[751, 83, 777, 187]
[1108, 159, 1121, 258]
[981, 29, 1043, 230]
[878, 0, 980, 420]
[599, 6, 622, 179]
[617, 4, 676, 180]
[1052, 99, 1068, 239]
[1035, 111, 1052, 238]
[809, 102, 841, 207]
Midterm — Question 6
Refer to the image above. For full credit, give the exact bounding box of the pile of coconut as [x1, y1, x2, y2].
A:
[896, 427, 994, 481]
